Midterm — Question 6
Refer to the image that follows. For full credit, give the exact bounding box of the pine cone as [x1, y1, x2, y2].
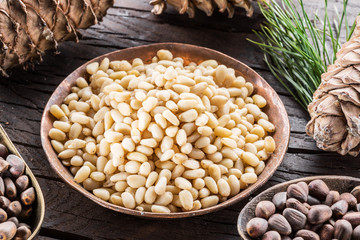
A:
[150, 0, 268, 18]
[0, 0, 113, 76]
[306, 16, 360, 156]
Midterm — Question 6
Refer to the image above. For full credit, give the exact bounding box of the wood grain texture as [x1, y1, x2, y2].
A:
[0, 0, 359, 239]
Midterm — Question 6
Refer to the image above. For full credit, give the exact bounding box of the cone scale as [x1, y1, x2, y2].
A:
[0, 0, 113, 76]
[306, 16, 360, 156]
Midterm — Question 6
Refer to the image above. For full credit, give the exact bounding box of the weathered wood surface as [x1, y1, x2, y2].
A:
[0, 0, 359, 239]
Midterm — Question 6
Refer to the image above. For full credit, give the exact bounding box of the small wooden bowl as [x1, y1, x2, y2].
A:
[0, 125, 45, 239]
[237, 175, 360, 239]
[40, 43, 290, 218]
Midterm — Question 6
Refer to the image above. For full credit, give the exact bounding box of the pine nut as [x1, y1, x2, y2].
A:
[244, 133, 258, 143]
[204, 177, 218, 194]
[151, 205, 171, 213]
[71, 156, 84, 167]
[146, 172, 158, 188]
[241, 172, 257, 184]
[255, 161, 265, 175]
[155, 177, 167, 195]
[175, 129, 187, 146]
[127, 152, 148, 163]
[165, 126, 178, 137]
[201, 196, 219, 208]
[199, 188, 211, 198]
[121, 192, 136, 209]
[93, 188, 110, 201]
[51, 140, 64, 153]
[183, 169, 205, 179]
[104, 160, 117, 175]
[138, 162, 151, 177]
[53, 121, 71, 133]
[140, 138, 157, 148]
[49, 128, 66, 141]
[194, 137, 210, 149]
[209, 164, 221, 181]
[90, 171, 106, 182]
[257, 150, 269, 161]
[142, 97, 158, 112]
[162, 110, 179, 126]
[50, 105, 66, 119]
[74, 166, 91, 183]
[264, 136, 276, 152]
[172, 165, 185, 179]
[197, 126, 212, 137]
[242, 152, 259, 167]
[177, 99, 198, 111]
[154, 192, 173, 206]
[157, 50, 173, 60]
[214, 127, 232, 137]
[58, 149, 76, 159]
[125, 161, 141, 174]
[182, 159, 200, 170]
[193, 178, 205, 190]
[175, 177, 192, 190]
[221, 138, 237, 148]
[179, 190, 193, 210]
[258, 119, 275, 132]
[127, 175, 146, 188]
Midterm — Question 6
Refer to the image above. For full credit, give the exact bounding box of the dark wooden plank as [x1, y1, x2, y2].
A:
[0, 0, 359, 239]
[36, 236, 59, 240]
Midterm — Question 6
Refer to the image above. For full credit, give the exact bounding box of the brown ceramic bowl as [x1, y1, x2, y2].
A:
[40, 43, 290, 218]
[237, 175, 360, 239]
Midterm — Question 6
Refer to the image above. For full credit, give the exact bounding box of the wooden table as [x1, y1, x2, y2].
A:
[0, 1, 359, 239]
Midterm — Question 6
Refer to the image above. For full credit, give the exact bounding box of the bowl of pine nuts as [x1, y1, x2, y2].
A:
[40, 43, 290, 218]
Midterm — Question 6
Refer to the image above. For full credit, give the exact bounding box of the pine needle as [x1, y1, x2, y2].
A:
[248, 0, 356, 109]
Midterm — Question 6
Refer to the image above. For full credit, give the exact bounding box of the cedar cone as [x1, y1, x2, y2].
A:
[306, 16, 360, 156]
[0, 0, 113, 76]
[149, 0, 268, 18]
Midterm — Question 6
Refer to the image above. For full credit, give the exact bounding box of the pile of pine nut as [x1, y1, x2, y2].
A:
[48, 49, 276, 213]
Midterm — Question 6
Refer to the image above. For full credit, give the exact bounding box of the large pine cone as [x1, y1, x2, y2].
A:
[306, 16, 360, 157]
[0, 0, 113, 76]
[150, 0, 268, 18]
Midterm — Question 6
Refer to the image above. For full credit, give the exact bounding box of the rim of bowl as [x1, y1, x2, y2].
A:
[41, 42, 290, 218]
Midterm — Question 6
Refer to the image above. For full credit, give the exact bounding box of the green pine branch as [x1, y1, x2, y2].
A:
[248, 0, 358, 110]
